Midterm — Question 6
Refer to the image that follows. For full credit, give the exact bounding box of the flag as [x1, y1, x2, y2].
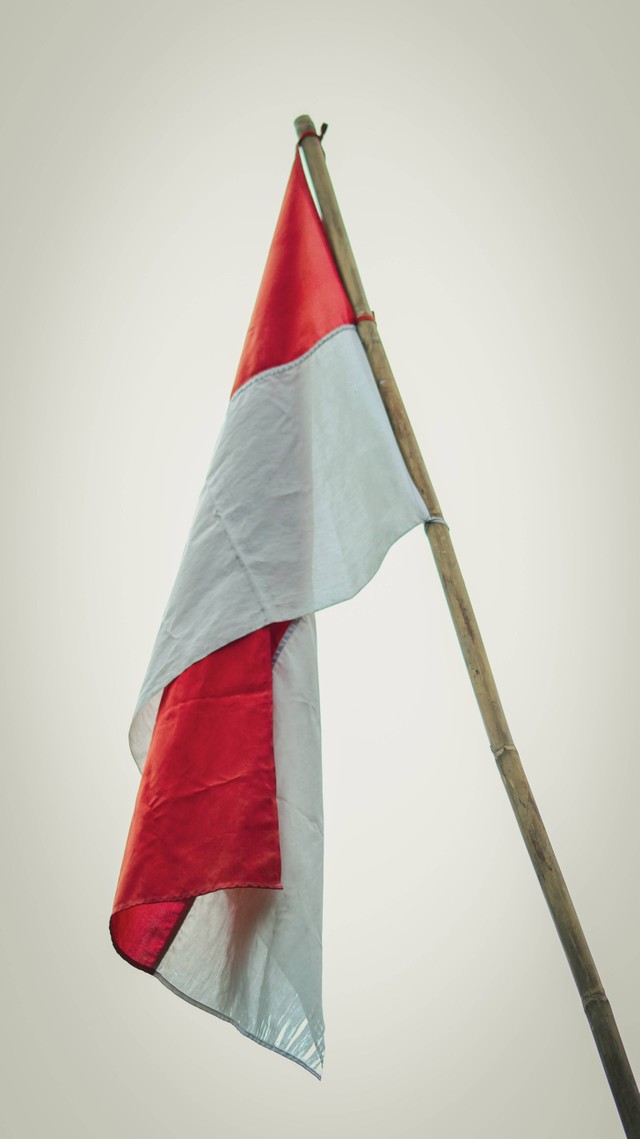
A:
[110, 151, 429, 1077]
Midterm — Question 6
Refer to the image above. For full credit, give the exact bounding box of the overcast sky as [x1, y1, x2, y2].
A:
[2, 2, 639, 1136]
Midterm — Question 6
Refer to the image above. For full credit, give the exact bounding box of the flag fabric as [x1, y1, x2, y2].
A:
[110, 151, 429, 1078]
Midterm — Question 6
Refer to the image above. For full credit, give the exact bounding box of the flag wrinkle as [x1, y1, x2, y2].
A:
[141, 773, 262, 806]
[276, 796, 323, 836]
[247, 935, 321, 1052]
[201, 491, 271, 617]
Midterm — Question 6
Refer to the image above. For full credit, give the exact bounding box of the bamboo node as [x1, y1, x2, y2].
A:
[583, 989, 608, 1010]
[492, 744, 517, 760]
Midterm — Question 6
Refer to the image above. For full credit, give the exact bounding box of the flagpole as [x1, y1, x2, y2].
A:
[294, 114, 640, 1136]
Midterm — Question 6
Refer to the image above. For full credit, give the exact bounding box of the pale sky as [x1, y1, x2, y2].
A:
[2, 2, 639, 1136]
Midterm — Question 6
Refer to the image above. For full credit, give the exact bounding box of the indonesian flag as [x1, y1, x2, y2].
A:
[110, 152, 428, 1077]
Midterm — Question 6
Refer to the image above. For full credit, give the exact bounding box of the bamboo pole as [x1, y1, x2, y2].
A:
[294, 114, 640, 1136]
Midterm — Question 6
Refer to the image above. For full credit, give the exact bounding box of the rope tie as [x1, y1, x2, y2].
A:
[297, 122, 328, 147]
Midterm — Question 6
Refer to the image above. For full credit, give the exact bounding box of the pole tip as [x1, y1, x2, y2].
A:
[294, 114, 316, 139]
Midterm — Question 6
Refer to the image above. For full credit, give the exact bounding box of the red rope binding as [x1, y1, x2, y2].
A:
[297, 123, 328, 147]
[355, 311, 376, 324]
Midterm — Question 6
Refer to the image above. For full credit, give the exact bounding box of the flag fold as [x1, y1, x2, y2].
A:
[111, 152, 429, 1077]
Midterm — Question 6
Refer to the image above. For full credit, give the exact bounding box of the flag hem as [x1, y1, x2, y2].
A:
[155, 971, 323, 1080]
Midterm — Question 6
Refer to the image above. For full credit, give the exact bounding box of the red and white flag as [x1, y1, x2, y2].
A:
[110, 152, 428, 1077]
